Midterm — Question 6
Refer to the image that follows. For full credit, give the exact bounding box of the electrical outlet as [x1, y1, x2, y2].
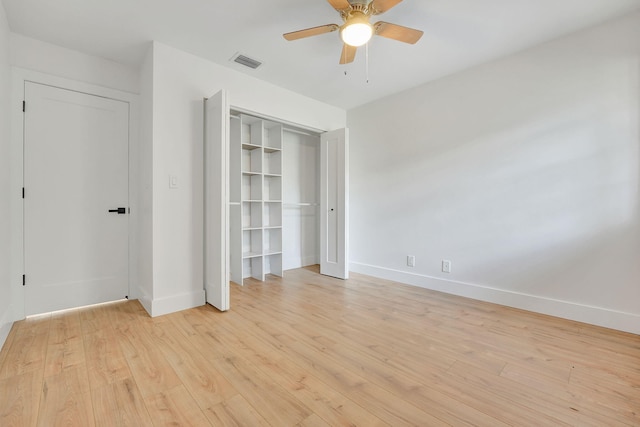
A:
[407, 255, 415, 267]
[442, 260, 451, 273]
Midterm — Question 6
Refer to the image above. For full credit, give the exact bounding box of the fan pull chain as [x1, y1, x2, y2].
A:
[366, 42, 369, 83]
[343, 46, 348, 76]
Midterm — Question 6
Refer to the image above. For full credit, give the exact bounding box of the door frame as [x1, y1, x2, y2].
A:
[10, 68, 139, 321]
[203, 98, 349, 310]
[227, 108, 349, 281]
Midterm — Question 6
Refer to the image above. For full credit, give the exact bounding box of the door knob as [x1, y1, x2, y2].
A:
[108, 207, 127, 214]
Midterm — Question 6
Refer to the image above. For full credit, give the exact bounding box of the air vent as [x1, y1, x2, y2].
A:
[231, 53, 263, 70]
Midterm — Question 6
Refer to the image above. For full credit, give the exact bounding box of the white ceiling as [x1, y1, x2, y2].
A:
[3, 0, 640, 109]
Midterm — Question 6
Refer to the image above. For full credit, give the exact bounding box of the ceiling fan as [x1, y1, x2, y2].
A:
[283, 0, 424, 64]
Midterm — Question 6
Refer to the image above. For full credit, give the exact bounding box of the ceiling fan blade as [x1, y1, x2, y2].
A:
[374, 21, 423, 44]
[327, 0, 352, 13]
[339, 44, 357, 64]
[371, 0, 403, 14]
[283, 24, 340, 41]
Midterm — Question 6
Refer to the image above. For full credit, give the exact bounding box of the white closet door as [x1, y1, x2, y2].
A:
[204, 90, 230, 311]
[320, 128, 349, 279]
[24, 82, 130, 315]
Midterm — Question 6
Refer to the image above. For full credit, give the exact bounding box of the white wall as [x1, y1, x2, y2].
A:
[283, 131, 320, 270]
[0, 2, 12, 349]
[137, 45, 154, 313]
[10, 33, 139, 94]
[145, 42, 345, 316]
[348, 12, 640, 334]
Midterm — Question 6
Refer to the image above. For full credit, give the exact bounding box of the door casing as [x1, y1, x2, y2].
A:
[10, 68, 139, 321]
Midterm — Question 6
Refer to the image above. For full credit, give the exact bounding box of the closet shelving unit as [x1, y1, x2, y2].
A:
[230, 114, 283, 285]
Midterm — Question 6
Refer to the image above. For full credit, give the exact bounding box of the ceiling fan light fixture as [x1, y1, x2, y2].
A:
[283, 1, 423, 65]
[340, 13, 373, 47]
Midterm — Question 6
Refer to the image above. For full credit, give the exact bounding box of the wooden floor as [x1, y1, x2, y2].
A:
[0, 266, 639, 426]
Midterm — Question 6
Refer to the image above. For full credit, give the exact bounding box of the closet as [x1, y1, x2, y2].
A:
[229, 113, 322, 285]
[204, 90, 348, 312]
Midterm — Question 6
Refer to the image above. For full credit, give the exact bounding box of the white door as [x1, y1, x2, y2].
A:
[320, 128, 349, 279]
[23, 82, 130, 315]
[204, 90, 230, 311]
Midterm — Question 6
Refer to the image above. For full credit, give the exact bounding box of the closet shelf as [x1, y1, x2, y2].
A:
[264, 250, 282, 256]
[283, 202, 318, 207]
[231, 113, 284, 284]
[242, 251, 262, 259]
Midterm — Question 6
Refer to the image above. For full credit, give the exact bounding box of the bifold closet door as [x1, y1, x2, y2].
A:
[204, 90, 230, 311]
[320, 128, 349, 279]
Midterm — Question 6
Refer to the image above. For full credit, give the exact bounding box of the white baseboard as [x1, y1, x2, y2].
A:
[350, 262, 640, 335]
[302, 255, 319, 267]
[284, 255, 319, 271]
[0, 306, 14, 352]
[149, 289, 206, 317]
[137, 292, 153, 317]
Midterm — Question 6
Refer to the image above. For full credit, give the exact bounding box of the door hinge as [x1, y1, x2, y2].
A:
[22, 187, 25, 199]
[22, 101, 25, 112]
[22, 274, 25, 286]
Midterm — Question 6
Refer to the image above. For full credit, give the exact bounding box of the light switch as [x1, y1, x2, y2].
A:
[169, 174, 178, 189]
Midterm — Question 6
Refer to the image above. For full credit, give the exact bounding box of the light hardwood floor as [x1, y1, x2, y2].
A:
[1, 265, 639, 426]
